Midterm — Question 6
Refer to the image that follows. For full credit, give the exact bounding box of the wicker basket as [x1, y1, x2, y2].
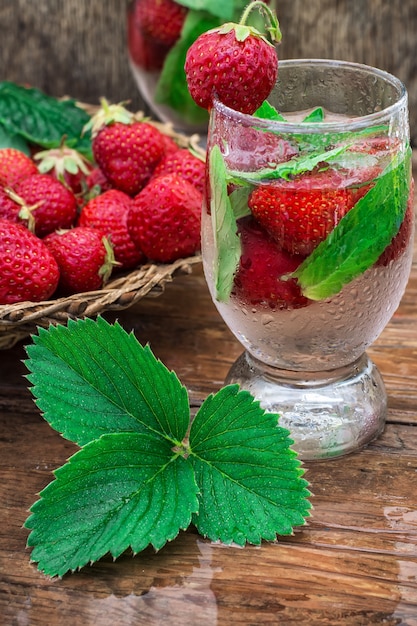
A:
[0, 110, 205, 350]
[0, 255, 201, 349]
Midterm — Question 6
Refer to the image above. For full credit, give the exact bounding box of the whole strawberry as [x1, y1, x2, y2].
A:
[232, 216, 309, 309]
[44, 227, 116, 294]
[0, 219, 59, 304]
[184, 1, 281, 114]
[150, 148, 205, 194]
[85, 101, 166, 196]
[13, 173, 79, 238]
[0, 148, 38, 187]
[134, 0, 188, 47]
[248, 167, 377, 256]
[79, 189, 146, 269]
[127, 173, 202, 263]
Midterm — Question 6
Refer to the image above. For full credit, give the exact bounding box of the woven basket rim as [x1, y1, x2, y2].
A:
[0, 255, 202, 349]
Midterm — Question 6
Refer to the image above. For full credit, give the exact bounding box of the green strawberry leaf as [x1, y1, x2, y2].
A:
[155, 10, 216, 126]
[24, 317, 311, 577]
[0, 123, 30, 153]
[189, 385, 311, 544]
[293, 147, 412, 300]
[209, 145, 242, 301]
[25, 317, 190, 446]
[0, 81, 92, 158]
[25, 432, 199, 577]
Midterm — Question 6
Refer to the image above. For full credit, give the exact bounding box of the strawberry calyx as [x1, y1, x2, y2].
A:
[34, 139, 92, 185]
[212, 1, 281, 47]
[100, 235, 121, 284]
[4, 186, 43, 234]
[237, 0, 282, 45]
[83, 98, 135, 138]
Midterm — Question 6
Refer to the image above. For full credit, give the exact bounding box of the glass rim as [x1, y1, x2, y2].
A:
[212, 58, 408, 134]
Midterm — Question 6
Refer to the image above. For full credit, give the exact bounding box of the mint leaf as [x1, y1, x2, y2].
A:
[293, 148, 412, 299]
[228, 143, 350, 184]
[25, 317, 190, 446]
[24, 318, 311, 577]
[229, 185, 252, 220]
[189, 385, 311, 544]
[25, 432, 199, 577]
[302, 107, 324, 122]
[254, 100, 287, 122]
[0, 81, 92, 157]
[209, 145, 242, 301]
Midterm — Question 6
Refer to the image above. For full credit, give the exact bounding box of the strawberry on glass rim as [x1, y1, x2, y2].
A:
[184, 0, 281, 115]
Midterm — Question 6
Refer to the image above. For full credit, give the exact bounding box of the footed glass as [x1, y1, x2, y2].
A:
[202, 59, 414, 460]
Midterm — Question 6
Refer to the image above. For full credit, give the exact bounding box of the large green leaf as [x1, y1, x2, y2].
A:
[25, 432, 199, 577]
[189, 385, 311, 544]
[254, 100, 287, 122]
[0, 123, 30, 153]
[25, 317, 190, 446]
[24, 318, 311, 577]
[0, 81, 92, 157]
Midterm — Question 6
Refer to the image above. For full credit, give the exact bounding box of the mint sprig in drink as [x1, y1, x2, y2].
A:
[202, 60, 414, 459]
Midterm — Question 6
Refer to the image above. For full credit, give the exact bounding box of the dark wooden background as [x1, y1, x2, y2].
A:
[0, 0, 416, 144]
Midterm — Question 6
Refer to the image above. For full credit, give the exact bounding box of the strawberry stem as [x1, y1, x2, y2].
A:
[239, 1, 282, 43]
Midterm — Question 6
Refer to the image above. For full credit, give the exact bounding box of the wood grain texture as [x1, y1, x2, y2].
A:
[0, 0, 144, 111]
[0, 0, 416, 144]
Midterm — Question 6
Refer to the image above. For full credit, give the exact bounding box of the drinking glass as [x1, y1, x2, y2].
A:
[202, 59, 414, 460]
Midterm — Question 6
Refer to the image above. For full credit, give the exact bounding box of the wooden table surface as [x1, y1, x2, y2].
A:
[1, 172, 417, 625]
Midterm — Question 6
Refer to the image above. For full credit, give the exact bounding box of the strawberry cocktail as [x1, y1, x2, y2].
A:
[201, 59, 413, 459]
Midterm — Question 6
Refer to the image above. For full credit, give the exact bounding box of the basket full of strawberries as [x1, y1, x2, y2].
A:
[0, 84, 204, 349]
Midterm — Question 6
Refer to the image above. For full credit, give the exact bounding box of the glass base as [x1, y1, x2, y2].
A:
[225, 352, 387, 461]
